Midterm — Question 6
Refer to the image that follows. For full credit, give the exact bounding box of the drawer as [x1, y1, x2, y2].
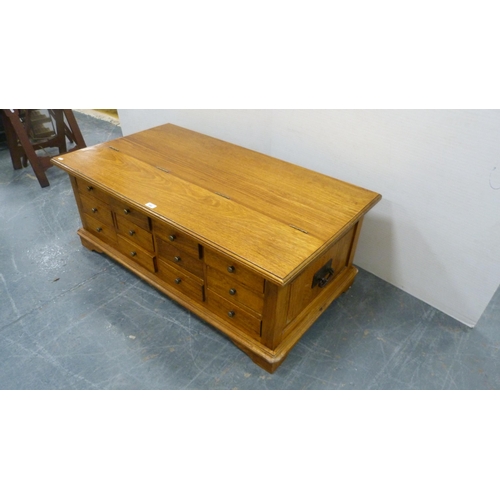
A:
[206, 290, 261, 339]
[110, 198, 151, 231]
[79, 193, 114, 227]
[153, 220, 200, 258]
[77, 179, 113, 204]
[156, 237, 204, 278]
[157, 259, 204, 303]
[82, 213, 116, 245]
[117, 235, 156, 273]
[204, 249, 265, 294]
[116, 214, 155, 253]
[206, 266, 264, 315]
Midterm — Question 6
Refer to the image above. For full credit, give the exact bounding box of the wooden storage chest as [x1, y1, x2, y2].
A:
[51, 124, 381, 372]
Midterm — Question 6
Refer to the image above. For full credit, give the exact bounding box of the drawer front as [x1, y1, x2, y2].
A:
[116, 214, 154, 253]
[117, 235, 156, 273]
[153, 220, 200, 258]
[206, 290, 261, 339]
[204, 249, 265, 294]
[157, 259, 204, 303]
[82, 213, 116, 245]
[79, 193, 114, 227]
[77, 179, 112, 204]
[206, 266, 264, 315]
[156, 237, 204, 278]
[110, 199, 151, 231]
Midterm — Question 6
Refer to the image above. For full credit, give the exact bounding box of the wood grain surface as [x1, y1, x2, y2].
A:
[52, 124, 381, 285]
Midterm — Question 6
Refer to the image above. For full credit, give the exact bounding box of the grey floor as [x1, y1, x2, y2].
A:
[1, 111, 499, 390]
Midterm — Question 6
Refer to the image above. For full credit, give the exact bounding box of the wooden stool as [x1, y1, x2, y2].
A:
[1, 109, 86, 187]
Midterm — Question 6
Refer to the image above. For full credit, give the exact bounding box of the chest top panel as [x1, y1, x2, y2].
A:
[52, 123, 381, 285]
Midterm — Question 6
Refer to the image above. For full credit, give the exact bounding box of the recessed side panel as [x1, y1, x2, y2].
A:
[286, 224, 357, 324]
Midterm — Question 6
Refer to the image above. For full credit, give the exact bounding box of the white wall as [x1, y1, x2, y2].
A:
[117, 110, 500, 327]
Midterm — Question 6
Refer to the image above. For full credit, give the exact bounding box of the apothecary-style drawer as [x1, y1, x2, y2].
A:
[204, 249, 265, 294]
[110, 199, 151, 231]
[156, 237, 204, 278]
[117, 235, 156, 273]
[206, 290, 262, 339]
[82, 213, 116, 245]
[152, 220, 201, 258]
[116, 214, 155, 253]
[79, 193, 114, 227]
[206, 266, 264, 315]
[157, 259, 204, 303]
[76, 179, 113, 204]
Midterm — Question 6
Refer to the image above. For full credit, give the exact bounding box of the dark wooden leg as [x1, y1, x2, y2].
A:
[52, 110, 68, 154]
[1, 109, 50, 187]
[2, 109, 86, 188]
[1, 110, 24, 170]
[63, 110, 86, 148]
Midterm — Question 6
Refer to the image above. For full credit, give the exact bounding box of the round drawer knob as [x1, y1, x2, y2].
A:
[228, 311, 235, 318]
[91, 207, 98, 213]
[123, 208, 130, 214]
[96, 227, 102, 232]
[87, 186, 93, 191]
[229, 288, 236, 296]
[169, 235, 176, 241]
[174, 256, 181, 262]
[130, 251, 137, 257]
[175, 278, 182, 284]
[227, 266, 235, 273]
[129, 230, 135, 236]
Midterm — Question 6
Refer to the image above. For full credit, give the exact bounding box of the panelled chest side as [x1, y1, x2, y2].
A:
[52, 124, 381, 372]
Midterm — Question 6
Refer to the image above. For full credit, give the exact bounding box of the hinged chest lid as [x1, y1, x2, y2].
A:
[52, 123, 381, 285]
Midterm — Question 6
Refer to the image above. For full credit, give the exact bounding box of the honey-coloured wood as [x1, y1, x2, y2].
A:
[157, 259, 205, 303]
[152, 219, 201, 258]
[287, 223, 357, 324]
[206, 266, 264, 315]
[52, 124, 381, 372]
[116, 235, 156, 274]
[110, 197, 151, 231]
[156, 237, 204, 278]
[204, 248, 265, 294]
[116, 214, 155, 253]
[82, 213, 117, 246]
[205, 290, 262, 340]
[79, 193, 114, 227]
[76, 178, 112, 204]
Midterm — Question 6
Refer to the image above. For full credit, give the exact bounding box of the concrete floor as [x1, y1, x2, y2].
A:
[1, 111, 499, 389]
